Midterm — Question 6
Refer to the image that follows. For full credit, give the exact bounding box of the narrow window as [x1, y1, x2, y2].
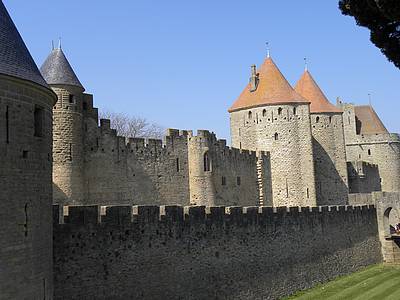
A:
[69, 94, 75, 104]
[286, 178, 289, 198]
[329, 116, 332, 123]
[262, 109, 267, 117]
[368, 149, 371, 156]
[221, 176, 226, 186]
[307, 188, 309, 198]
[176, 157, 180, 172]
[34, 106, 44, 137]
[204, 152, 211, 172]
[22, 150, 28, 159]
[239, 142, 242, 150]
[278, 107, 282, 115]
[248, 111, 252, 119]
[274, 133, 279, 140]
[5, 105, 9, 143]
[69, 143, 72, 161]
[316, 116, 320, 123]
[23, 203, 28, 237]
[237, 176, 241, 186]
[293, 107, 296, 115]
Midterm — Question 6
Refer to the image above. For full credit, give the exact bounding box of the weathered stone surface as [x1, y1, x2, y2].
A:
[53, 204, 381, 300]
[230, 104, 317, 206]
[0, 75, 55, 299]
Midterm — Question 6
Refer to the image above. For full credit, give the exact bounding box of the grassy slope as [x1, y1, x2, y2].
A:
[284, 265, 400, 300]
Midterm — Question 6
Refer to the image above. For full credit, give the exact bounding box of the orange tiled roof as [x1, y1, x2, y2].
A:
[355, 105, 388, 135]
[294, 70, 342, 114]
[229, 57, 309, 112]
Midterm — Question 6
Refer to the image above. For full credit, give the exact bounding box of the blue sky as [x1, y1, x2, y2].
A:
[4, 0, 400, 140]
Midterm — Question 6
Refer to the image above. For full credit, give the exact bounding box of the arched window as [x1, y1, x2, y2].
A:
[329, 116, 332, 123]
[274, 133, 279, 140]
[293, 107, 296, 115]
[204, 152, 211, 172]
[278, 107, 282, 115]
[262, 109, 267, 117]
[248, 111, 252, 119]
[316, 116, 320, 123]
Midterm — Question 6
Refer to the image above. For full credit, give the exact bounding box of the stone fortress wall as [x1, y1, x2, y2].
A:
[310, 112, 349, 205]
[53, 203, 381, 300]
[340, 103, 400, 193]
[53, 93, 270, 207]
[230, 103, 317, 207]
[347, 161, 381, 194]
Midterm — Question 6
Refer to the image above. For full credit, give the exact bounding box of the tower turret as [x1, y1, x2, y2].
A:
[295, 70, 348, 205]
[41, 46, 85, 205]
[0, 2, 56, 298]
[229, 57, 316, 206]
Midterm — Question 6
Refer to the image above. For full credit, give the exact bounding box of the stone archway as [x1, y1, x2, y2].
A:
[374, 192, 400, 264]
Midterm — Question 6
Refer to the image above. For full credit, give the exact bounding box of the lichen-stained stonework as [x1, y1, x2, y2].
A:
[230, 104, 317, 206]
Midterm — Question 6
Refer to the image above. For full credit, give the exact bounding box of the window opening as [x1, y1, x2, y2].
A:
[34, 106, 44, 137]
[204, 152, 211, 172]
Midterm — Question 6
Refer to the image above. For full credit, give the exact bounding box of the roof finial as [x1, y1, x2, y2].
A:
[266, 42, 270, 58]
[51, 40, 54, 51]
[368, 93, 372, 106]
[58, 37, 62, 49]
[304, 57, 308, 71]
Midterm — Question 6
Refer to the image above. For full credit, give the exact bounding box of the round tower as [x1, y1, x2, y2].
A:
[0, 2, 57, 298]
[295, 69, 349, 205]
[188, 130, 217, 206]
[229, 56, 316, 206]
[342, 104, 400, 193]
[41, 46, 85, 205]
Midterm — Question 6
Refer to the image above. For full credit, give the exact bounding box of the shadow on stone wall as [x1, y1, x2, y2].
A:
[312, 138, 348, 205]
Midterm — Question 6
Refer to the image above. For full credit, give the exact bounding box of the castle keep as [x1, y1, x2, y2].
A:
[1, 2, 400, 299]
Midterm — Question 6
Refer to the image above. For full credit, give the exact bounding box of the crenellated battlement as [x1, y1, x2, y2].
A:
[53, 204, 375, 226]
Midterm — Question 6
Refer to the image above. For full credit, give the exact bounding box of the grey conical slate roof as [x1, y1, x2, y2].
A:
[0, 1, 48, 87]
[40, 47, 84, 90]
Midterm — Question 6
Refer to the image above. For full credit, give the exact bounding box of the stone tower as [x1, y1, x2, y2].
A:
[295, 70, 348, 205]
[0, 2, 56, 298]
[188, 130, 217, 206]
[229, 57, 316, 206]
[41, 47, 86, 205]
[340, 102, 400, 192]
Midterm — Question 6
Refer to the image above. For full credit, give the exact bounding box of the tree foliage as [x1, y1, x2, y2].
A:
[339, 0, 400, 68]
[99, 110, 165, 139]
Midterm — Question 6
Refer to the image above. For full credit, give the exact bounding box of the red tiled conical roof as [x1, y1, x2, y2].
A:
[355, 105, 388, 135]
[294, 70, 342, 114]
[229, 57, 309, 112]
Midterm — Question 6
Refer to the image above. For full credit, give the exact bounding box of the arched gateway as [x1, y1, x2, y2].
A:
[374, 192, 400, 264]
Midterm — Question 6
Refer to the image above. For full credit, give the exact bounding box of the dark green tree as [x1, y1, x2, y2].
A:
[339, 0, 400, 68]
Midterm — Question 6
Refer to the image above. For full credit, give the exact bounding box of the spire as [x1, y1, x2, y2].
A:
[294, 70, 342, 113]
[229, 57, 308, 112]
[0, 1, 48, 88]
[40, 47, 84, 91]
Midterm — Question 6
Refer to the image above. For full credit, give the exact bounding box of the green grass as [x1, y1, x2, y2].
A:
[284, 264, 400, 300]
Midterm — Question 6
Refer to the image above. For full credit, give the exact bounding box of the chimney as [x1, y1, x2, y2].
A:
[249, 65, 259, 92]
